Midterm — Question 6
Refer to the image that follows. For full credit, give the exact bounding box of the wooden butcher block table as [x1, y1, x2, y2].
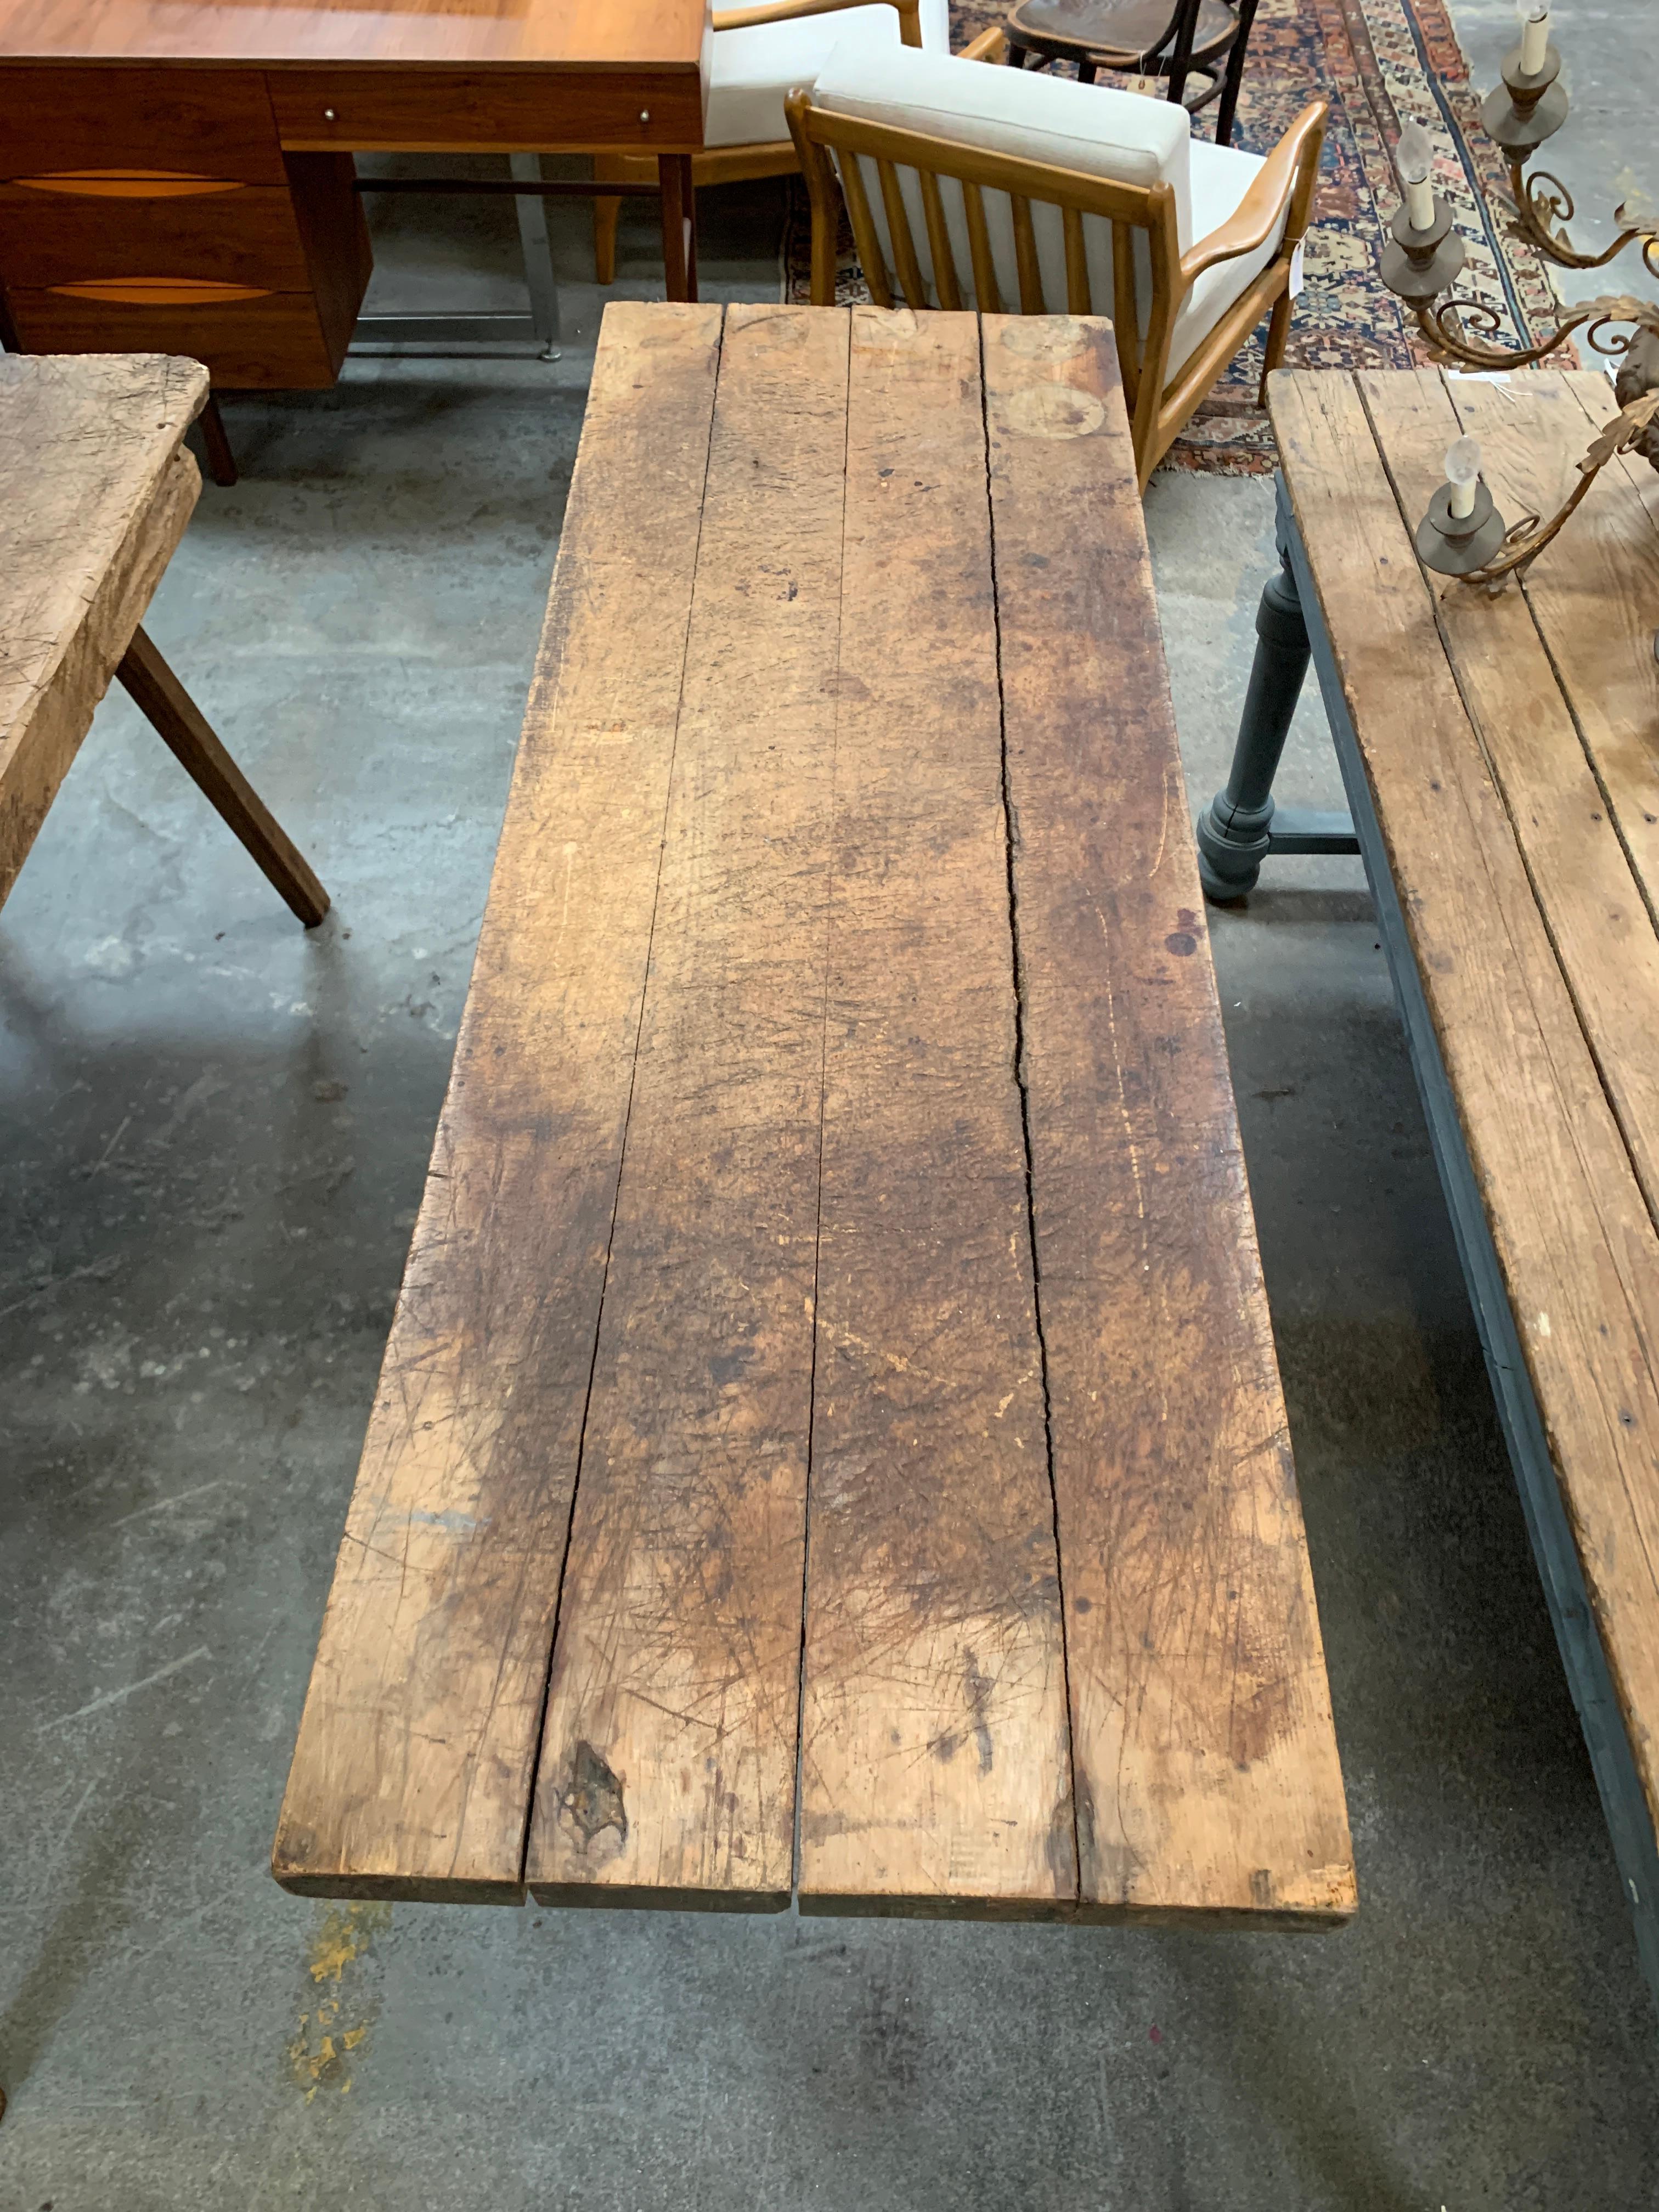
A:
[274, 302, 1355, 1925]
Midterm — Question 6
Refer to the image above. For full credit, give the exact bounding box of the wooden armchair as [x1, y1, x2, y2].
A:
[592, 0, 945, 286]
[785, 35, 1327, 485]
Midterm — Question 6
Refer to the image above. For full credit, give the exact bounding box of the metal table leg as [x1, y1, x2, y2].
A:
[1195, 515, 1358, 900]
[1274, 476, 1659, 2020]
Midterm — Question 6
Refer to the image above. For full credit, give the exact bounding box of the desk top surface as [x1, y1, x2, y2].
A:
[0, 0, 707, 69]
[1271, 363, 1659, 1850]
[273, 300, 1354, 1928]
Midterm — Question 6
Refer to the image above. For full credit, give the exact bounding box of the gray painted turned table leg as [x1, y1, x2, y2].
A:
[1195, 519, 1358, 901]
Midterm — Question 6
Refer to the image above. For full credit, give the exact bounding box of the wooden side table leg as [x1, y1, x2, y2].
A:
[199, 395, 239, 489]
[659, 154, 699, 303]
[115, 627, 330, 927]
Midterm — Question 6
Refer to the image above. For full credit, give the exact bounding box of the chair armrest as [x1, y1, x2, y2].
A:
[713, 0, 923, 45]
[961, 25, 1008, 60]
[1178, 99, 1328, 286]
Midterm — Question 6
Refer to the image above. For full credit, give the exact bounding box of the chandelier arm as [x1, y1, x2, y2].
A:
[1507, 160, 1656, 271]
[1414, 298, 1590, 372]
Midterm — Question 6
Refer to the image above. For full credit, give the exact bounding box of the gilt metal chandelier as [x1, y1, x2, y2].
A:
[1375, 0, 1658, 596]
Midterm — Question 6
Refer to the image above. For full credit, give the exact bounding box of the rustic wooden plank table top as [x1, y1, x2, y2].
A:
[274, 301, 1354, 1926]
[0, 350, 328, 924]
[1268, 364, 1659, 1984]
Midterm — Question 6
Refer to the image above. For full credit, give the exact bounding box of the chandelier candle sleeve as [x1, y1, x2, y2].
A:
[1517, 0, 1550, 77]
[1395, 123, 1435, 230]
[1445, 435, 1482, 520]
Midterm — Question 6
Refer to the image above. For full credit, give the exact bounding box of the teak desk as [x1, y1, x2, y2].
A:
[0, 0, 709, 391]
[275, 302, 1355, 1927]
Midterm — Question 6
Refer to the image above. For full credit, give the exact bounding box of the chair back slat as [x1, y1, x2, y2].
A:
[1111, 216, 1141, 403]
[1010, 195, 1045, 313]
[838, 152, 895, 309]
[1062, 205, 1092, 314]
[961, 181, 1003, 315]
[918, 170, 963, 310]
[876, 157, 930, 309]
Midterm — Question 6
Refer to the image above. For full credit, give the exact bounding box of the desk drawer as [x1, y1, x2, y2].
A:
[266, 67, 706, 153]
[0, 67, 287, 183]
[3, 286, 337, 388]
[0, 182, 313, 290]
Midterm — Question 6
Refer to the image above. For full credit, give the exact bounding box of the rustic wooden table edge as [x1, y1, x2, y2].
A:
[1262, 365, 1659, 2017]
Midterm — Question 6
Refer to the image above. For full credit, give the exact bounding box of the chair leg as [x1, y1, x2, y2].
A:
[592, 154, 628, 285]
[1259, 284, 1294, 403]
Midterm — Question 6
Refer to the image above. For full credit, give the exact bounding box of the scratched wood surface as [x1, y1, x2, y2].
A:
[796, 309, 1075, 1918]
[278, 303, 1355, 1922]
[273, 302, 725, 1901]
[524, 307, 848, 1910]
[1273, 365, 1659, 1882]
[0, 351, 206, 912]
[987, 323, 1355, 1925]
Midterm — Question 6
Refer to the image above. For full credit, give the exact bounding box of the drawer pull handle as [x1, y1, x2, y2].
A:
[19, 170, 244, 199]
[48, 278, 272, 304]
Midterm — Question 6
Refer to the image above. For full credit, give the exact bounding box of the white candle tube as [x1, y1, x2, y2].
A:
[1446, 435, 1481, 520]
[1519, 2, 1549, 75]
[1395, 122, 1435, 230]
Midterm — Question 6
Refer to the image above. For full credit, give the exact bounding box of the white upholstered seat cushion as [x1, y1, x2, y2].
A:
[707, 0, 951, 150]
[812, 43, 1284, 374]
[1174, 138, 1286, 374]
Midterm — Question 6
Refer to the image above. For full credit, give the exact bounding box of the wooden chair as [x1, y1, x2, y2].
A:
[592, 0, 945, 286]
[785, 35, 1326, 484]
[1004, 0, 1261, 148]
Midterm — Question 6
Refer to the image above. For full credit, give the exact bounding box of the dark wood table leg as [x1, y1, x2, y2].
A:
[198, 394, 239, 488]
[658, 155, 698, 303]
[115, 626, 330, 927]
[1214, 0, 1259, 145]
[1164, 0, 1202, 114]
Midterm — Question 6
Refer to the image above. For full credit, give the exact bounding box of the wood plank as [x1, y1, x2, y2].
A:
[1459, 369, 1659, 932]
[523, 304, 849, 1910]
[797, 307, 1076, 1919]
[0, 351, 206, 911]
[0, 0, 708, 72]
[1359, 366, 1659, 1230]
[273, 300, 725, 1904]
[987, 322, 1354, 1926]
[1271, 366, 1659, 1854]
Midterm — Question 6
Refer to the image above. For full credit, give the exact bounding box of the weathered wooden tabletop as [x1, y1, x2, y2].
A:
[0, 351, 206, 909]
[274, 302, 1354, 1925]
[1272, 364, 1659, 1918]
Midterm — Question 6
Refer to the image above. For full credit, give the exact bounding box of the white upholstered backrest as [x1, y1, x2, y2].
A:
[811, 42, 1193, 333]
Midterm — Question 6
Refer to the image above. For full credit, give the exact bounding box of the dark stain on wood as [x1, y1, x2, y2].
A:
[564, 1741, 628, 1853]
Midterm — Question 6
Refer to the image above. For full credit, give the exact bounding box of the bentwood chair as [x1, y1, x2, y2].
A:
[592, 0, 950, 286]
[1004, 0, 1261, 147]
[784, 37, 1326, 484]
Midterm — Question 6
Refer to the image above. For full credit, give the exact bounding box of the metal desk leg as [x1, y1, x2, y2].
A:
[1276, 481, 1659, 2021]
[1195, 518, 1358, 900]
[510, 153, 562, 356]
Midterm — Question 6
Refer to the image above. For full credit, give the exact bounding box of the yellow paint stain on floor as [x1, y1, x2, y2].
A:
[288, 1901, 391, 2102]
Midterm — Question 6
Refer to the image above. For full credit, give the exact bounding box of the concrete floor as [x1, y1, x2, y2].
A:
[4, 14, 1659, 2209]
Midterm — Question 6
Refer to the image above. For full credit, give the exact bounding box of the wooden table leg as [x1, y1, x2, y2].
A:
[115, 627, 330, 927]
[658, 155, 698, 303]
[198, 395, 239, 489]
